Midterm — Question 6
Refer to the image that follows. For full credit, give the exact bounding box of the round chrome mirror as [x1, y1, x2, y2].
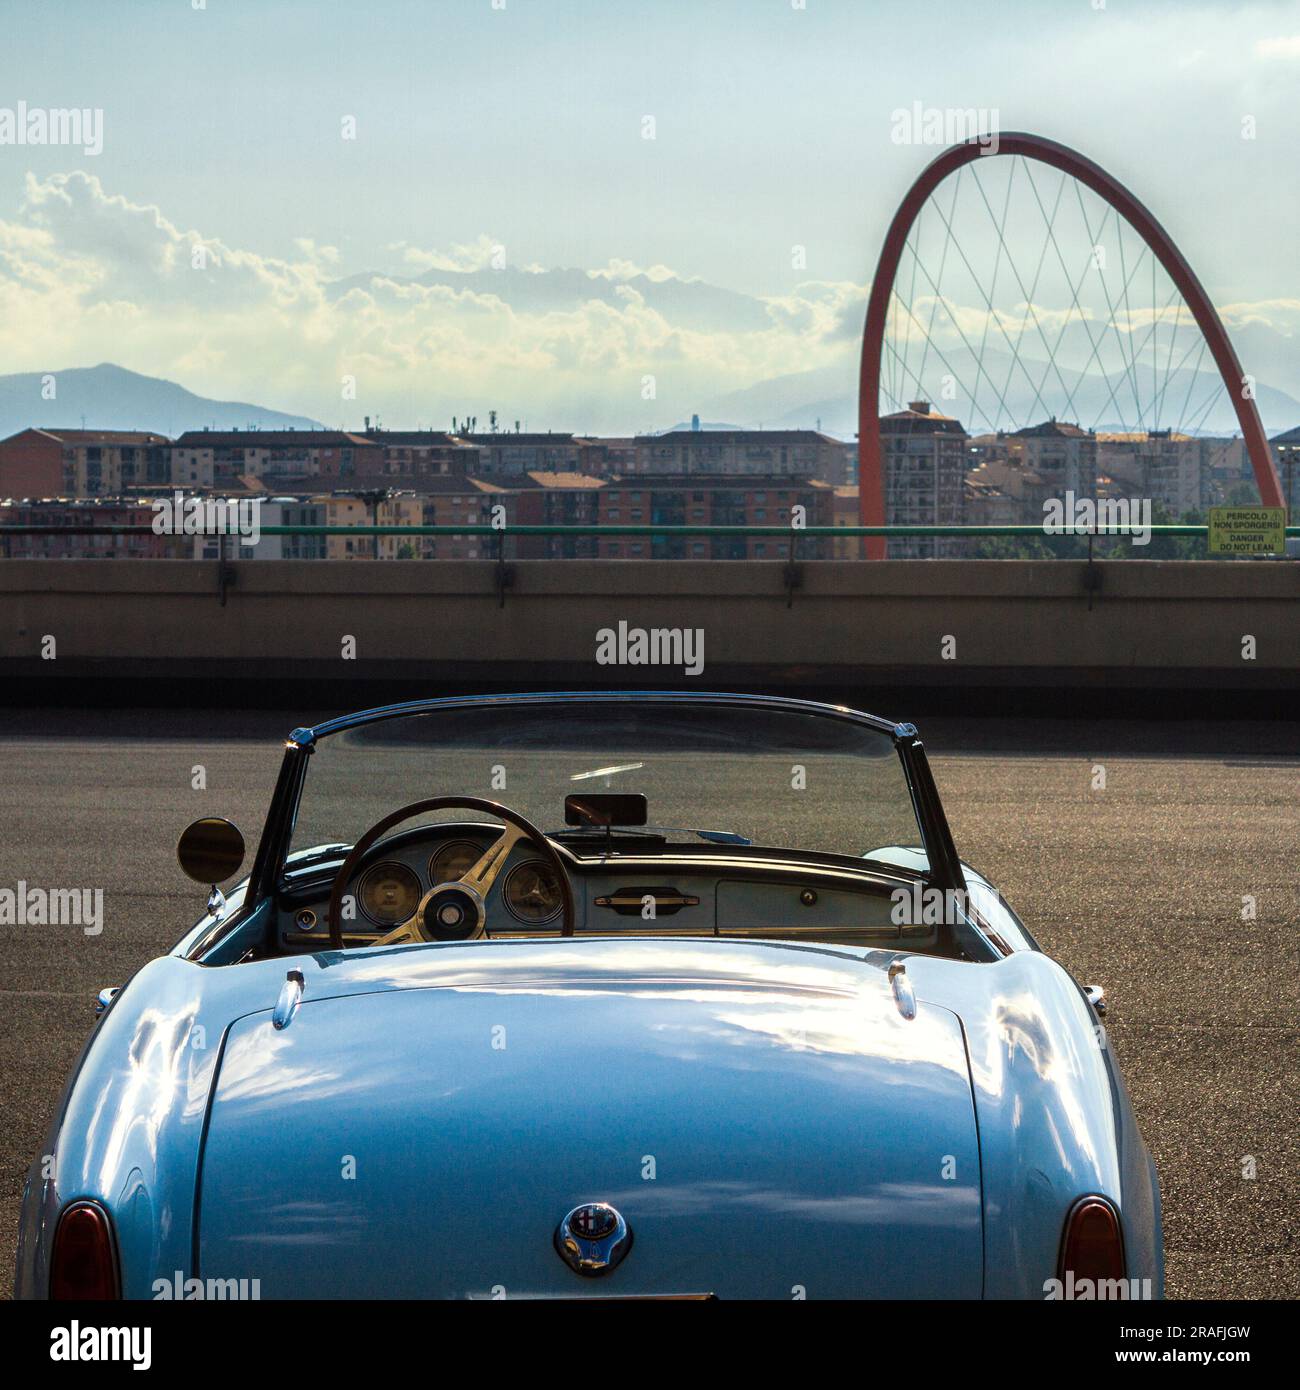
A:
[177, 817, 245, 885]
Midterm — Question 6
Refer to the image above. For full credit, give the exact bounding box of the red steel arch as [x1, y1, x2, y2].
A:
[857, 132, 1283, 557]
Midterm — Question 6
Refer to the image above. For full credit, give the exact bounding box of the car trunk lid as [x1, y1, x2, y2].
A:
[197, 940, 983, 1298]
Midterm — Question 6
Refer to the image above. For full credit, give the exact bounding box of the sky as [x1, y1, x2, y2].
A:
[0, 0, 1297, 435]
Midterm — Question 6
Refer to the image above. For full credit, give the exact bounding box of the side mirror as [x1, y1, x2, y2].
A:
[177, 817, 245, 891]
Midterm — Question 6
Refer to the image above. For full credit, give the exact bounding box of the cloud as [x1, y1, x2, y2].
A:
[587, 258, 685, 284]
[0, 172, 874, 432]
[1255, 35, 1300, 60]
[1218, 297, 1300, 332]
[392, 234, 504, 273]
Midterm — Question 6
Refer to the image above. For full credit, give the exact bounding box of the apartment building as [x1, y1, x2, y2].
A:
[830, 484, 862, 559]
[170, 430, 382, 488]
[360, 429, 484, 479]
[629, 429, 847, 483]
[1095, 432, 1242, 515]
[0, 428, 65, 495]
[0, 428, 171, 497]
[581, 436, 637, 475]
[0, 498, 182, 558]
[461, 433, 592, 477]
[1270, 425, 1300, 517]
[510, 472, 604, 557]
[189, 496, 328, 560]
[963, 477, 1020, 529]
[1005, 420, 1098, 501]
[880, 402, 968, 557]
[596, 475, 834, 559]
[420, 476, 510, 559]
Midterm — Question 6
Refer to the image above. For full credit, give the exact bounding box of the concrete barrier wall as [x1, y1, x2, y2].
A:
[1, 559, 1296, 691]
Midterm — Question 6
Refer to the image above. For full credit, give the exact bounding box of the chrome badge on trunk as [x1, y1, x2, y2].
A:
[555, 1204, 632, 1276]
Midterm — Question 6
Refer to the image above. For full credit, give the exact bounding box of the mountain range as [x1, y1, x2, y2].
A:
[698, 353, 1300, 440]
[0, 364, 322, 441]
[2, 352, 1296, 446]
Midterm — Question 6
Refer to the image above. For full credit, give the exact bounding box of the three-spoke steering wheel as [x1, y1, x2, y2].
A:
[326, 796, 575, 949]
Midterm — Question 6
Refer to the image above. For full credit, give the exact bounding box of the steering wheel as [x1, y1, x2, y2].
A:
[327, 796, 575, 949]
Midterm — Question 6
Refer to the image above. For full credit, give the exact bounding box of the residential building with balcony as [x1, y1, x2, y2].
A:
[509, 472, 605, 557]
[1095, 432, 1240, 515]
[360, 429, 484, 479]
[170, 430, 382, 488]
[420, 476, 509, 559]
[0, 428, 171, 498]
[1004, 419, 1098, 503]
[880, 401, 968, 557]
[596, 475, 833, 559]
[0, 497, 183, 558]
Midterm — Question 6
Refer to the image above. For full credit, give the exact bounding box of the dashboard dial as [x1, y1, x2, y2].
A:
[357, 862, 422, 926]
[503, 859, 563, 925]
[429, 839, 484, 885]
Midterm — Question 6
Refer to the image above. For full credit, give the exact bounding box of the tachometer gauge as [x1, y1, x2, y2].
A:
[429, 839, 484, 886]
[503, 860, 563, 925]
[357, 862, 422, 926]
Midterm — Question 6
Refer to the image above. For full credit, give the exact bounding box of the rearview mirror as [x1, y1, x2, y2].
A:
[564, 793, 648, 827]
[177, 817, 246, 885]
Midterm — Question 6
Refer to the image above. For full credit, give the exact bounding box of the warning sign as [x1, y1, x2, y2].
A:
[1207, 506, 1287, 555]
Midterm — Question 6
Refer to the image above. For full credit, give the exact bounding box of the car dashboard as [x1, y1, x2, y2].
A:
[273, 821, 938, 951]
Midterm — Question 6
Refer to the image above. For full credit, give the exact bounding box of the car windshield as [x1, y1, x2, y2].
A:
[288, 698, 929, 870]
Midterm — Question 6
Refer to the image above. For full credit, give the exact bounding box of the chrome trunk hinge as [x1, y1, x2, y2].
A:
[888, 959, 917, 1020]
[272, 969, 306, 1030]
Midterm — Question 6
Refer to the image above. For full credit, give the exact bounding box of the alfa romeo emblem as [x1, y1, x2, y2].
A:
[555, 1203, 632, 1276]
[571, 1204, 617, 1240]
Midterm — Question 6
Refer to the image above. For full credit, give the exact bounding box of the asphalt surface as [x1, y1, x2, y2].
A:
[1, 709, 1296, 1300]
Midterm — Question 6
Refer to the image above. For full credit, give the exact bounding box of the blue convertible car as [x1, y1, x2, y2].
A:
[17, 692, 1162, 1300]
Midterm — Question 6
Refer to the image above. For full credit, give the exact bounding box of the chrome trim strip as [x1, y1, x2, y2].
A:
[301, 690, 903, 743]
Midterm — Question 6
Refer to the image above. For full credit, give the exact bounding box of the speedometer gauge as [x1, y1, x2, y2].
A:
[503, 860, 563, 924]
[429, 839, 484, 886]
[357, 862, 422, 926]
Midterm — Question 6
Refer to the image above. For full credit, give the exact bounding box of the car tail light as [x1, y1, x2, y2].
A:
[50, 1202, 119, 1300]
[1059, 1196, 1125, 1282]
